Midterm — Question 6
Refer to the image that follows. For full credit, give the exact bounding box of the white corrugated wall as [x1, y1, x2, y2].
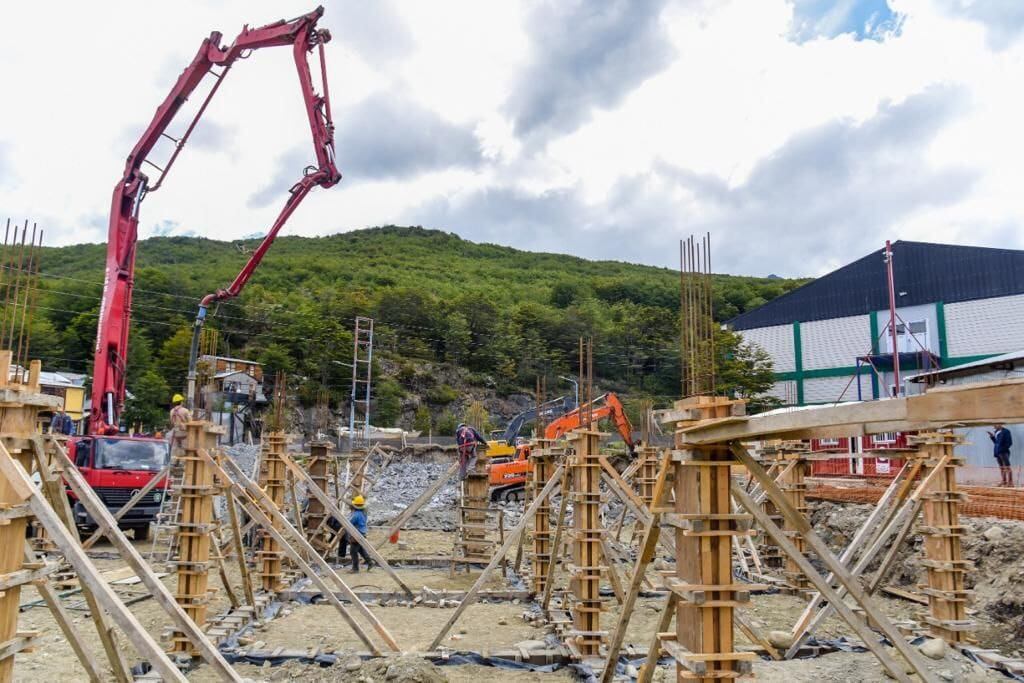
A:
[946, 293, 1024, 357]
[801, 315, 870, 370]
[802, 375, 859, 404]
[738, 324, 795, 372]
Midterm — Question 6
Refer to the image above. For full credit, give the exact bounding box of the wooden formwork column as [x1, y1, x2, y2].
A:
[569, 429, 604, 658]
[304, 441, 333, 552]
[530, 440, 555, 595]
[637, 445, 661, 507]
[171, 422, 220, 655]
[915, 432, 973, 642]
[669, 396, 751, 683]
[258, 431, 287, 591]
[778, 441, 811, 590]
[756, 442, 785, 569]
[455, 444, 493, 566]
[0, 355, 55, 681]
[348, 448, 367, 495]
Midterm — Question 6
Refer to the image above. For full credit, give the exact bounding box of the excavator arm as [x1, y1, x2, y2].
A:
[91, 7, 339, 433]
[543, 392, 636, 455]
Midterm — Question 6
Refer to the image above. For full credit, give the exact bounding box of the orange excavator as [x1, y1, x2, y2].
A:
[488, 392, 635, 501]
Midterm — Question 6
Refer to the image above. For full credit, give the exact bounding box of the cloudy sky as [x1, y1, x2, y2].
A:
[1, 0, 1023, 277]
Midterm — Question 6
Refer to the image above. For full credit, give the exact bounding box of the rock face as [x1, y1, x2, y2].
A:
[982, 526, 1006, 542]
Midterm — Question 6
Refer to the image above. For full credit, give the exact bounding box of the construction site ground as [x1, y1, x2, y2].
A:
[7, 520, 1016, 682]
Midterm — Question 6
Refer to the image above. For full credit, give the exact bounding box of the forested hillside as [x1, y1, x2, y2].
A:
[23, 226, 808, 430]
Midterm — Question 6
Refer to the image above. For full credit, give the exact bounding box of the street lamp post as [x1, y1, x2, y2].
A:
[559, 375, 579, 408]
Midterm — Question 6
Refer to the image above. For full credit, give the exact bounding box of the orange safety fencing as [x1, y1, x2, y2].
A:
[805, 465, 1024, 521]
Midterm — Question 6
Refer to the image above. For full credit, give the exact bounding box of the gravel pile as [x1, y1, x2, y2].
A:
[369, 458, 460, 529]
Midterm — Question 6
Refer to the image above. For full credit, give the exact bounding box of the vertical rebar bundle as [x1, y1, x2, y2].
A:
[679, 233, 715, 397]
[196, 327, 219, 417]
[0, 219, 42, 382]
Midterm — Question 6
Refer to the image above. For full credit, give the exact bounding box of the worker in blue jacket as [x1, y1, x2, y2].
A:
[346, 495, 372, 573]
[989, 424, 1014, 487]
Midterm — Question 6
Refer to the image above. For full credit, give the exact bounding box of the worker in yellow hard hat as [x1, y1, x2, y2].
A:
[348, 497, 372, 573]
[169, 393, 192, 455]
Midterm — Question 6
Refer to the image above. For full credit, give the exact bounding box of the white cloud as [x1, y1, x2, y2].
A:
[0, 0, 1023, 278]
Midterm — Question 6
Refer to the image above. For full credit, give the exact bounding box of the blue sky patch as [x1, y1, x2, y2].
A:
[789, 0, 904, 43]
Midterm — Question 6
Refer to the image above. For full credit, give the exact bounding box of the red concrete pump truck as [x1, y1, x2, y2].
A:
[71, 7, 340, 536]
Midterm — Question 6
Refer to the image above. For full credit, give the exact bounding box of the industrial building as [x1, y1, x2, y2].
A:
[730, 241, 1024, 406]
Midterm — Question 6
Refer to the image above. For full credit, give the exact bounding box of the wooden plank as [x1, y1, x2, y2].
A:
[541, 469, 571, 612]
[784, 460, 915, 653]
[600, 455, 672, 683]
[787, 456, 949, 658]
[682, 379, 1024, 444]
[24, 540, 105, 683]
[45, 438, 240, 682]
[214, 452, 397, 653]
[278, 452, 411, 597]
[0, 563, 58, 591]
[0, 444, 189, 683]
[429, 465, 565, 650]
[732, 447, 936, 683]
[375, 460, 459, 549]
[31, 437, 132, 683]
[80, 465, 169, 550]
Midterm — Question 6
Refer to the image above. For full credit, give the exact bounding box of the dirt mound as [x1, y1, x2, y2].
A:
[810, 501, 1024, 644]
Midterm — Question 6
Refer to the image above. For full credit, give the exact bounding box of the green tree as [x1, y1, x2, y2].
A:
[716, 329, 780, 413]
[157, 326, 194, 394]
[413, 404, 432, 433]
[436, 411, 457, 436]
[123, 370, 170, 431]
[374, 378, 404, 427]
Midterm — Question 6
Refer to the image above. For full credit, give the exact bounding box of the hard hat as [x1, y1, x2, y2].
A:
[172, 394, 185, 404]
[351, 495, 366, 508]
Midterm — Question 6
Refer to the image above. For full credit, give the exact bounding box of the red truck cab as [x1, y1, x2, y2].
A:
[67, 435, 171, 539]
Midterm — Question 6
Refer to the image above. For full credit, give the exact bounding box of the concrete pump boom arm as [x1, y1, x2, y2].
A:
[91, 6, 340, 434]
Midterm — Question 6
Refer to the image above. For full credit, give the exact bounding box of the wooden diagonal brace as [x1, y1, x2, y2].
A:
[277, 451, 412, 597]
[0, 443, 191, 683]
[80, 464, 170, 550]
[214, 451, 399, 652]
[44, 437, 241, 682]
[731, 443, 936, 683]
[430, 465, 566, 650]
[375, 460, 459, 550]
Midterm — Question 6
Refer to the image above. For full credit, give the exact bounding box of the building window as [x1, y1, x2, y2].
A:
[873, 432, 898, 444]
[819, 437, 840, 446]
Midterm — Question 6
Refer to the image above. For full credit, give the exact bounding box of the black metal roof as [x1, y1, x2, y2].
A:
[729, 241, 1024, 331]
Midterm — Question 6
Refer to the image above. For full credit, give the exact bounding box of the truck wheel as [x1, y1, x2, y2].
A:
[131, 525, 150, 541]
